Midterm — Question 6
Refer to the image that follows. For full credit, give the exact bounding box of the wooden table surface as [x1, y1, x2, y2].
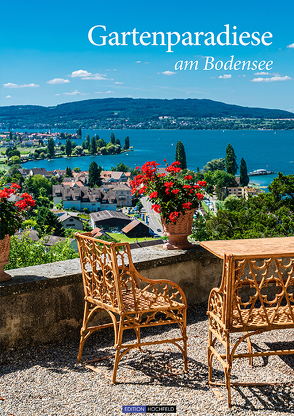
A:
[200, 236, 294, 259]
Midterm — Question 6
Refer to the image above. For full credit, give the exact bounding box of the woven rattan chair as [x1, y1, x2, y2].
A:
[75, 233, 188, 382]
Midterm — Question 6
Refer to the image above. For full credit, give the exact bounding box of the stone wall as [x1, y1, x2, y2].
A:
[0, 245, 222, 353]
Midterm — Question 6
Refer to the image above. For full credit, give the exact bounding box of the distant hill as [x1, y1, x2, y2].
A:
[0, 98, 293, 130]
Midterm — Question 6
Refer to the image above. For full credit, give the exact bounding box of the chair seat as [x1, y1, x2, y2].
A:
[122, 288, 185, 312]
[231, 304, 294, 330]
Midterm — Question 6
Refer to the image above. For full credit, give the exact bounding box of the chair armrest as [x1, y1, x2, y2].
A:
[134, 270, 187, 306]
[207, 287, 224, 322]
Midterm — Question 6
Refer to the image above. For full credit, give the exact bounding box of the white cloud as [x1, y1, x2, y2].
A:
[161, 71, 176, 76]
[135, 61, 141, 63]
[3, 83, 40, 88]
[218, 74, 232, 79]
[254, 72, 271, 76]
[47, 78, 70, 84]
[95, 90, 114, 94]
[62, 90, 88, 95]
[5, 95, 12, 98]
[287, 43, 294, 48]
[70, 69, 108, 80]
[251, 75, 291, 82]
[114, 82, 123, 84]
[70, 70, 92, 78]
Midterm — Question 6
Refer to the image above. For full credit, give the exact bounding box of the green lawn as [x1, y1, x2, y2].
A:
[107, 233, 156, 243]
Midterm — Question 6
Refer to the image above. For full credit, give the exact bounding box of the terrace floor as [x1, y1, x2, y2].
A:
[1, 304, 294, 416]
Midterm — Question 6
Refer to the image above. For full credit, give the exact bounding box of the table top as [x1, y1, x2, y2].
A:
[200, 237, 294, 259]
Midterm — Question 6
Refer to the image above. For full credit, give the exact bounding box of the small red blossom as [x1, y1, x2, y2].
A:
[149, 191, 158, 199]
[169, 211, 180, 222]
[172, 189, 180, 194]
[197, 180, 207, 187]
[151, 204, 161, 213]
[138, 186, 147, 195]
[184, 175, 193, 180]
[135, 166, 140, 170]
[158, 173, 166, 177]
[183, 202, 192, 210]
[193, 185, 200, 189]
[196, 192, 204, 200]
[164, 181, 174, 188]
[183, 184, 192, 189]
[163, 159, 166, 162]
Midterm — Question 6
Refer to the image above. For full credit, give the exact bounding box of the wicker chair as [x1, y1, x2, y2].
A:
[75, 233, 188, 382]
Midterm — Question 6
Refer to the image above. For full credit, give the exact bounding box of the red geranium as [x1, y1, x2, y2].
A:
[0, 184, 35, 240]
[130, 160, 206, 224]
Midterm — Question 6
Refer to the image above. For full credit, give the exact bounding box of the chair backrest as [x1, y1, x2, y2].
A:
[223, 253, 294, 330]
[75, 233, 139, 312]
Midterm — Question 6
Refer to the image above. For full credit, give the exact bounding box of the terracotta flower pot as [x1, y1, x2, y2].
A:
[161, 210, 194, 250]
[0, 235, 12, 282]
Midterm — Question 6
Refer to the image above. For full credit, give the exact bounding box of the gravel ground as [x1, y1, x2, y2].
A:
[1, 304, 294, 416]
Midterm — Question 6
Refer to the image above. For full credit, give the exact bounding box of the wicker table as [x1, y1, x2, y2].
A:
[200, 237, 294, 408]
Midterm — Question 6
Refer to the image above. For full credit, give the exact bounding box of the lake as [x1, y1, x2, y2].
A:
[22, 129, 294, 187]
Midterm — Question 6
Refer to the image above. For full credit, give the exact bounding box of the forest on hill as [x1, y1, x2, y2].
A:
[0, 98, 293, 130]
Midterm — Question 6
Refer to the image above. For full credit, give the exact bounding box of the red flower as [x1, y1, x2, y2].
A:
[172, 189, 180, 194]
[196, 192, 204, 200]
[197, 180, 207, 187]
[164, 181, 174, 188]
[151, 204, 161, 213]
[183, 184, 192, 189]
[163, 159, 166, 162]
[149, 191, 158, 199]
[184, 175, 193, 180]
[138, 186, 147, 195]
[135, 166, 140, 170]
[183, 202, 192, 209]
[169, 211, 179, 222]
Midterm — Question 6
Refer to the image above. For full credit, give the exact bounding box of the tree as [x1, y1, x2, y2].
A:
[36, 206, 65, 236]
[115, 138, 121, 146]
[203, 158, 225, 172]
[24, 174, 52, 197]
[110, 133, 115, 144]
[90, 136, 96, 155]
[73, 167, 81, 173]
[65, 138, 72, 157]
[239, 158, 249, 187]
[76, 128, 82, 138]
[47, 137, 55, 158]
[225, 143, 238, 175]
[88, 161, 102, 187]
[97, 138, 107, 148]
[175, 141, 187, 169]
[65, 166, 72, 177]
[123, 136, 130, 150]
[111, 163, 131, 172]
[73, 145, 83, 155]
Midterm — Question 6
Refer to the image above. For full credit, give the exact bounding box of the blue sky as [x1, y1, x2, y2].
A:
[1, 0, 294, 112]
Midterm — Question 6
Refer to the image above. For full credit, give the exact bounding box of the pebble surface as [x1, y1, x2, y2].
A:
[1, 304, 294, 416]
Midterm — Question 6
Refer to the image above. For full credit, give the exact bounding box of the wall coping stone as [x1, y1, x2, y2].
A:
[0, 244, 217, 297]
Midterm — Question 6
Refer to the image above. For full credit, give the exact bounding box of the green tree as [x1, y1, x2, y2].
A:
[239, 158, 249, 187]
[203, 158, 225, 172]
[65, 166, 72, 177]
[47, 137, 55, 158]
[88, 161, 102, 187]
[76, 128, 82, 138]
[115, 138, 121, 146]
[110, 133, 115, 144]
[225, 143, 238, 175]
[36, 206, 65, 236]
[175, 141, 187, 169]
[9, 155, 21, 165]
[73, 167, 81, 173]
[24, 174, 52, 197]
[85, 134, 90, 150]
[97, 138, 107, 148]
[123, 136, 130, 150]
[65, 138, 72, 157]
[111, 163, 131, 172]
[90, 136, 97, 155]
[73, 145, 83, 155]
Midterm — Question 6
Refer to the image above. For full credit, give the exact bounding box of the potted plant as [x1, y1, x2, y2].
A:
[0, 183, 35, 281]
[130, 161, 206, 249]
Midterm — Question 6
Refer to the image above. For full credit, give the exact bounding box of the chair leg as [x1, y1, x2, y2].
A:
[208, 321, 213, 383]
[77, 301, 90, 363]
[111, 318, 124, 384]
[134, 327, 141, 348]
[245, 332, 253, 366]
[178, 318, 188, 372]
[225, 333, 232, 408]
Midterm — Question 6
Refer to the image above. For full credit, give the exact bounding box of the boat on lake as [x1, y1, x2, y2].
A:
[248, 169, 274, 176]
